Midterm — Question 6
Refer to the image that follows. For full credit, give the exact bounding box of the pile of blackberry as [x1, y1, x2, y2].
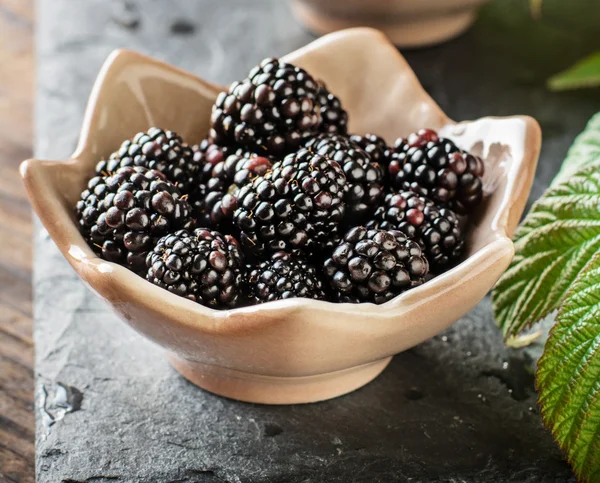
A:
[75, 57, 485, 309]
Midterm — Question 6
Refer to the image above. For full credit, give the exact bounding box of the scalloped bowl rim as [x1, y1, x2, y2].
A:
[20, 28, 541, 336]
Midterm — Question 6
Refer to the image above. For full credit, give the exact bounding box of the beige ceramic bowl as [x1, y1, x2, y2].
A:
[21, 28, 540, 405]
[291, 0, 493, 48]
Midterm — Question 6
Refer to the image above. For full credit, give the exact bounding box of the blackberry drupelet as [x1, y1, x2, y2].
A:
[368, 191, 464, 270]
[248, 251, 327, 303]
[96, 127, 201, 197]
[316, 81, 348, 135]
[305, 134, 384, 220]
[75, 166, 194, 274]
[233, 148, 347, 256]
[324, 226, 428, 304]
[386, 128, 485, 214]
[349, 133, 388, 164]
[145, 229, 244, 309]
[210, 58, 321, 156]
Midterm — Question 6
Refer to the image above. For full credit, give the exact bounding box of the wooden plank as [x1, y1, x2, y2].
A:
[0, 226, 32, 277]
[0, 414, 35, 461]
[0, 0, 34, 481]
[0, 329, 33, 372]
[1, 304, 33, 342]
[0, 354, 33, 407]
[0, 269, 32, 317]
[0, 445, 34, 483]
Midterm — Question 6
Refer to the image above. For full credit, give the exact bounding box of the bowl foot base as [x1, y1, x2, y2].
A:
[168, 355, 393, 404]
[291, 1, 476, 48]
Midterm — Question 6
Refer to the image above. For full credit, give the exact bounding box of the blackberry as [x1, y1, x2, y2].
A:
[248, 251, 327, 303]
[349, 133, 388, 164]
[192, 140, 237, 182]
[233, 148, 346, 256]
[386, 129, 485, 214]
[146, 229, 244, 309]
[75, 166, 194, 274]
[324, 226, 428, 304]
[368, 191, 465, 270]
[188, 140, 273, 228]
[196, 152, 272, 229]
[96, 127, 201, 197]
[316, 81, 348, 135]
[192, 138, 271, 182]
[305, 134, 384, 220]
[210, 57, 321, 156]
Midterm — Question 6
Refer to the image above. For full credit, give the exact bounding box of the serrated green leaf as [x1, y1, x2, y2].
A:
[537, 252, 600, 482]
[493, 163, 600, 337]
[552, 113, 600, 187]
[548, 52, 600, 92]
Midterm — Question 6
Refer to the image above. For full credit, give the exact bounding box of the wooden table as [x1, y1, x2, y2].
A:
[0, 1, 34, 482]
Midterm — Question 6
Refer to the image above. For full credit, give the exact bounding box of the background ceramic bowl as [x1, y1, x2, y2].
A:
[21, 28, 540, 405]
[291, 0, 493, 48]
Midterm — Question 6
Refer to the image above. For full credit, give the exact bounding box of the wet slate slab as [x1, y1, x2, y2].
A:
[35, 0, 600, 481]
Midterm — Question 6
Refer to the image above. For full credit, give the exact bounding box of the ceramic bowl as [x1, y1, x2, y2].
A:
[291, 0, 493, 48]
[21, 28, 541, 405]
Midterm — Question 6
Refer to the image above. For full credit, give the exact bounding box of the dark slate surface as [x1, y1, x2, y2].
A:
[35, 0, 600, 481]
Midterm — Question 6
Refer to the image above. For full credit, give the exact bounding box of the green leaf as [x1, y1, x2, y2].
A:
[493, 163, 600, 337]
[548, 52, 600, 91]
[537, 252, 600, 482]
[552, 113, 600, 187]
[530, 0, 543, 19]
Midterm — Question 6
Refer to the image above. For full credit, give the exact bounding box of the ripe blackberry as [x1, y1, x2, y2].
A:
[233, 148, 346, 256]
[96, 128, 201, 197]
[324, 226, 428, 304]
[192, 138, 272, 182]
[316, 81, 348, 135]
[210, 57, 321, 156]
[192, 140, 237, 181]
[248, 251, 327, 303]
[386, 129, 485, 214]
[305, 134, 384, 219]
[349, 133, 388, 164]
[368, 191, 465, 270]
[146, 229, 244, 309]
[75, 166, 194, 274]
[196, 152, 272, 228]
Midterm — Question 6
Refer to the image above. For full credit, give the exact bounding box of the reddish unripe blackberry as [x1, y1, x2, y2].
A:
[304, 134, 384, 220]
[233, 148, 347, 256]
[386, 128, 485, 214]
[75, 166, 194, 274]
[146, 229, 245, 309]
[210, 58, 321, 156]
[349, 133, 388, 164]
[324, 226, 428, 304]
[248, 251, 327, 303]
[368, 191, 465, 270]
[316, 81, 348, 135]
[96, 127, 201, 198]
